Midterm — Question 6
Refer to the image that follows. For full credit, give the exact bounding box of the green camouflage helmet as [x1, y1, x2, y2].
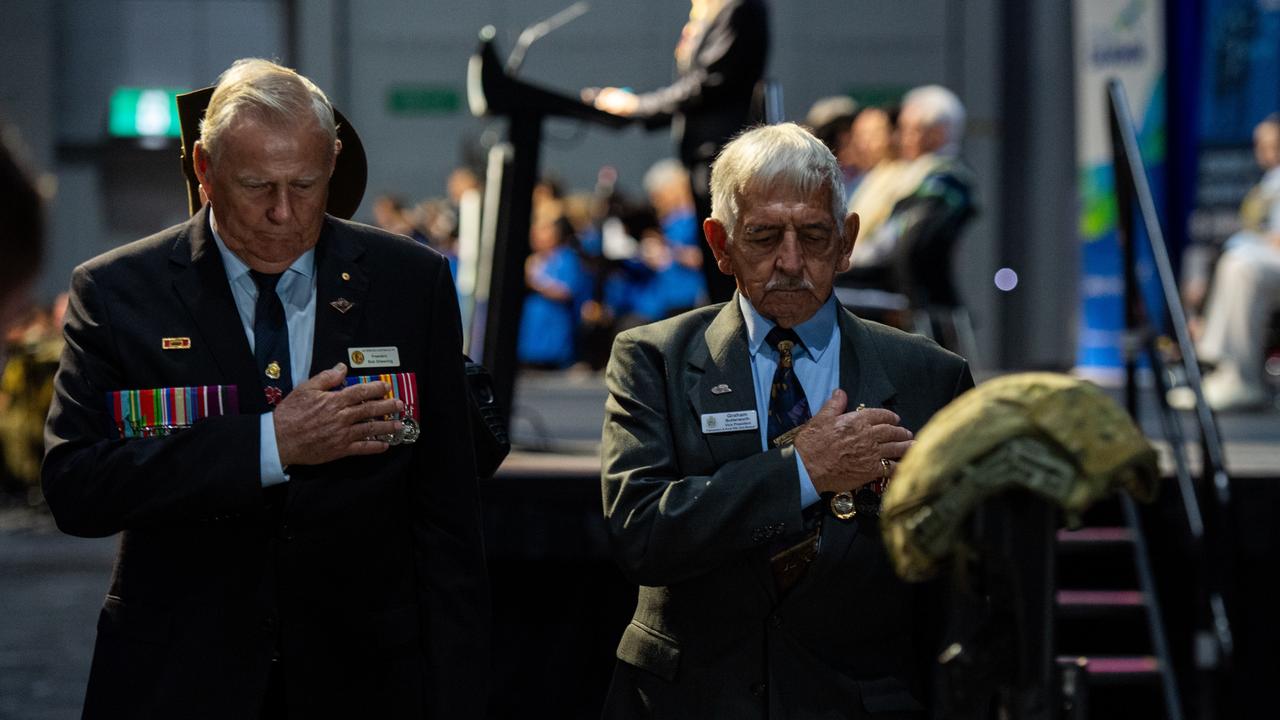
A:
[880, 372, 1159, 582]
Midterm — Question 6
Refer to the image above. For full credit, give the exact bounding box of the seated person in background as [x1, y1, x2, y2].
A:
[841, 85, 976, 310]
[643, 159, 708, 315]
[518, 216, 587, 369]
[846, 105, 922, 242]
[1171, 113, 1280, 411]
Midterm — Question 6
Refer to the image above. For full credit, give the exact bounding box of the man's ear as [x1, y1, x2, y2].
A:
[193, 141, 212, 196]
[330, 139, 343, 177]
[838, 212, 860, 273]
[703, 218, 735, 275]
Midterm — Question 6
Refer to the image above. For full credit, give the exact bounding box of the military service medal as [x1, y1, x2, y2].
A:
[108, 384, 241, 439]
[344, 372, 420, 445]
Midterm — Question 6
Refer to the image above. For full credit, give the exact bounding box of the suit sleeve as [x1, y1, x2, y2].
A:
[41, 265, 263, 538]
[632, 0, 768, 124]
[413, 258, 490, 717]
[601, 330, 804, 588]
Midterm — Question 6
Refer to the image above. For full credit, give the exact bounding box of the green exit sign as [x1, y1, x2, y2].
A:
[845, 86, 910, 109]
[109, 87, 187, 138]
[386, 85, 460, 115]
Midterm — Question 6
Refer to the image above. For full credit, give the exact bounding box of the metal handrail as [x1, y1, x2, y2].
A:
[1106, 78, 1234, 715]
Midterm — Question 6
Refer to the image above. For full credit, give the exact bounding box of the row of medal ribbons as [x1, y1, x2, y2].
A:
[106, 373, 419, 442]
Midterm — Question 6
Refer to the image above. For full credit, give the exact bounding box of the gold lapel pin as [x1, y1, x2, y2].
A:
[341, 272, 350, 281]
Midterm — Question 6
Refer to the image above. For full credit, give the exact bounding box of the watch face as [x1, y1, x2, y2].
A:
[831, 491, 857, 520]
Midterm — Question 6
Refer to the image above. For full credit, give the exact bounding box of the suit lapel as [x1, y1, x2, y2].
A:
[170, 208, 265, 412]
[685, 300, 761, 468]
[840, 309, 897, 413]
[309, 219, 369, 375]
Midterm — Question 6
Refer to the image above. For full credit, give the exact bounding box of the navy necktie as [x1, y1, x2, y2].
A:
[765, 327, 811, 447]
[250, 270, 292, 406]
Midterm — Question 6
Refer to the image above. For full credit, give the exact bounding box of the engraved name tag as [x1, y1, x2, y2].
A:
[701, 410, 759, 434]
[348, 346, 401, 368]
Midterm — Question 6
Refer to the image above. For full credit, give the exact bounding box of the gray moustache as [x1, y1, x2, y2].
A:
[765, 276, 814, 291]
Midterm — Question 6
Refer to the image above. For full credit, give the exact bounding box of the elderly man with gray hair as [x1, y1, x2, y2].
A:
[844, 85, 977, 318]
[601, 122, 973, 718]
[43, 58, 488, 718]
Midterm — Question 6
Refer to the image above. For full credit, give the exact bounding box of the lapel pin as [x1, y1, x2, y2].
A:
[710, 384, 732, 395]
[162, 337, 192, 350]
[330, 298, 354, 314]
[341, 272, 351, 281]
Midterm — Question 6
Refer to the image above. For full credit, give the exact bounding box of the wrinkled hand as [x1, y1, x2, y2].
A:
[273, 363, 404, 466]
[792, 389, 913, 494]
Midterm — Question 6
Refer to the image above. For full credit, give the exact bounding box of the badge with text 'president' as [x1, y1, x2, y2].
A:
[345, 372, 420, 445]
[107, 384, 240, 439]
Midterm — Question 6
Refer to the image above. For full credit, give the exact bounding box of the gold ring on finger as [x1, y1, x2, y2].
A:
[880, 457, 891, 480]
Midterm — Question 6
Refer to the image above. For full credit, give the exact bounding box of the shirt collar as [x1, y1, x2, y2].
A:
[208, 207, 316, 283]
[738, 292, 838, 361]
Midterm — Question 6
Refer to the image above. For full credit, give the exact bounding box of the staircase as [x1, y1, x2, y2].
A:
[1053, 495, 1182, 719]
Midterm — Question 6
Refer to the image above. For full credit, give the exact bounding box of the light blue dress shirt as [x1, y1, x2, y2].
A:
[209, 211, 318, 487]
[737, 293, 842, 510]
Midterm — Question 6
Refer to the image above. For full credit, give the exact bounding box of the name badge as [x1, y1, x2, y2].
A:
[701, 410, 758, 434]
[348, 346, 400, 368]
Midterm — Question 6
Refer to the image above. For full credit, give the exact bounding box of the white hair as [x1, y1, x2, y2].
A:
[709, 123, 846, 238]
[902, 84, 966, 156]
[199, 58, 337, 163]
[643, 158, 688, 197]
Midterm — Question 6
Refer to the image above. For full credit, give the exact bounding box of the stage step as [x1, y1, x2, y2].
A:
[1056, 589, 1147, 616]
[1056, 526, 1133, 548]
[1050, 494, 1181, 720]
[1057, 654, 1162, 684]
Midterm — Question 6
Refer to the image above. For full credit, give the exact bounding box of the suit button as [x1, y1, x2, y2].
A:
[750, 681, 766, 696]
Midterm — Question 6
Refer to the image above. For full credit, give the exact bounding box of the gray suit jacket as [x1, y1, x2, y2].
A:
[600, 298, 973, 719]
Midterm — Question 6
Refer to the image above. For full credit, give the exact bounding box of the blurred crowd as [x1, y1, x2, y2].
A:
[371, 84, 978, 372]
[372, 159, 713, 372]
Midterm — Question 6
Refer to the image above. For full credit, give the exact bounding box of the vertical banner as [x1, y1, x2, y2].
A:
[1073, 0, 1167, 381]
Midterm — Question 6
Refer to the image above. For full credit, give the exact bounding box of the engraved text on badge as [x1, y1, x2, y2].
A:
[347, 346, 401, 368]
[701, 410, 758, 434]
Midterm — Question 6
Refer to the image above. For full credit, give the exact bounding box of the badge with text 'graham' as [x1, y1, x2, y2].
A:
[107, 384, 240, 439]
[345, 372, 420, 445]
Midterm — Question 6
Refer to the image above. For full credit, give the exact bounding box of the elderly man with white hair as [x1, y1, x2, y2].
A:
[600, 122, 973, 718]
[843, 85, 977, 314]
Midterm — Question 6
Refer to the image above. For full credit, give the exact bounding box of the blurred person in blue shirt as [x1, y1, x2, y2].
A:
[518, 216, 588, 368]
[642, 159, 708, 315]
